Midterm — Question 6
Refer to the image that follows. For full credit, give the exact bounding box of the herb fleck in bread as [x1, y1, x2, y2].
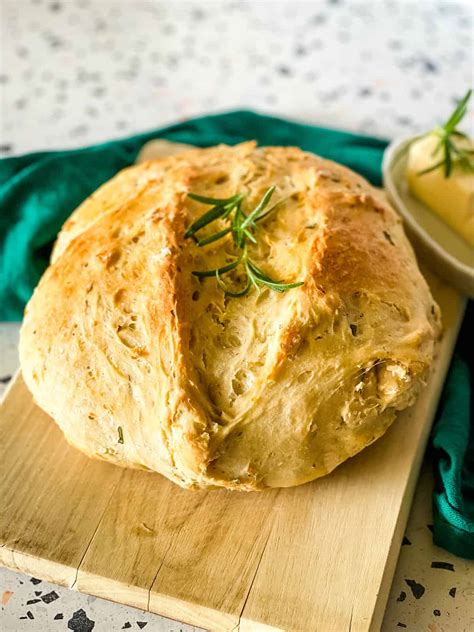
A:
[19, 142, 441, 490]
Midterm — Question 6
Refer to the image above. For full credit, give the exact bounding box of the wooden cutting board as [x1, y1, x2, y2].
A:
[0, 272, 464, 632]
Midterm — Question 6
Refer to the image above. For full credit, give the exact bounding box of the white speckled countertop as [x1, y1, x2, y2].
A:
[1, 1, 473, 631]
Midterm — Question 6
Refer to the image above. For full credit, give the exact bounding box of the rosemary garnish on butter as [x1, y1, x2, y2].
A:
[185, 187, 304, 297]
[418, 88, 474, 178]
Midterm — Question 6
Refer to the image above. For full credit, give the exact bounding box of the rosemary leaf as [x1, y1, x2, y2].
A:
[197, 227, 232, 247]
[187, 192, 243, 205]
[255, 196, 289, 223]
[416, 159, 446, 176]
[241, 186, 275, 229]
[192, 257, 241, 278]
[444, 89, 471, 132]
[185, 204, 229, 238]
[444, 139, 452, 178]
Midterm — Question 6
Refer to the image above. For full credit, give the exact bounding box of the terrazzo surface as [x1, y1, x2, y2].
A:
[1, 0, 473, 155]
[1, 1, 473, 630]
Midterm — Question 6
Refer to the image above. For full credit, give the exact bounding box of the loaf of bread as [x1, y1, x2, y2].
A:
[19, 142, 441, 490]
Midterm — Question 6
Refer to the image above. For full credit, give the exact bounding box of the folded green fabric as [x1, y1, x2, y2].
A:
[432, 302, 474, 559]
[0, 109, 471, 558]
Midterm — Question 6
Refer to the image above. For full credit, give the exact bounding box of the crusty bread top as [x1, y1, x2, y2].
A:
[20, 142, 441, 490]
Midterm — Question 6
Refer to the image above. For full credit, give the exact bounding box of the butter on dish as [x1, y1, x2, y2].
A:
[407, 133, 474, 247]
[406, 89, 474, 248]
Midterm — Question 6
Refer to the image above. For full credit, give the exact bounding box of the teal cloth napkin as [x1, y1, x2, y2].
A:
[0, 109, 472, 558]
[431, 303, 474, 559]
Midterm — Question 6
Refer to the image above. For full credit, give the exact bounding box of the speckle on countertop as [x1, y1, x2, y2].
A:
[405, 578, 426, 599]
[431, 561, 455, 572]
[67, 609, 95, 632]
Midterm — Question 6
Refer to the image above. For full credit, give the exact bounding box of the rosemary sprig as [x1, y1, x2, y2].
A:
[185, 187, 304, 297]
[418, 89, 474, 178]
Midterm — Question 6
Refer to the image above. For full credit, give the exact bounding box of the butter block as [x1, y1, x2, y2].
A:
[406, 133, 474, 247]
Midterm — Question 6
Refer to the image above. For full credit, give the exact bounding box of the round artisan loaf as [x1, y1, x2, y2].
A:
[19, 142, 441, 490]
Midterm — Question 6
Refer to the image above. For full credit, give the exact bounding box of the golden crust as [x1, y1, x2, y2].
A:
[20, 143, 441, 490]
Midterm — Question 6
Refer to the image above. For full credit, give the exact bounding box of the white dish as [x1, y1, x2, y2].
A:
[383, 136, 474, 298]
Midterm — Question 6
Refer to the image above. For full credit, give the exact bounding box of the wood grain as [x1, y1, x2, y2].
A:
[0, 372, 122, 586]
[148, 487, 276, 630]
